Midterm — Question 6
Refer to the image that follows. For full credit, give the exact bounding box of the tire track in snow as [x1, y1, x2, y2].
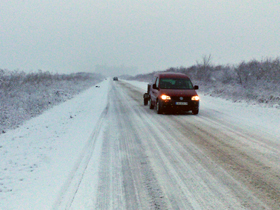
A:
[169, 116, 280, 209]
[52, 103, 109, 210]
[118, 80, 271, 209]
[95, 83, 167, 209]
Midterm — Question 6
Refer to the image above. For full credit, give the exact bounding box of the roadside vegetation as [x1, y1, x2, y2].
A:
[127, 56, 280, 108]
[0, 69, 104, 133]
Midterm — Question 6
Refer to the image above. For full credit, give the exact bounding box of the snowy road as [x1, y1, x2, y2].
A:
[65, 80, 279, 209]
[1, 79, 280, 209]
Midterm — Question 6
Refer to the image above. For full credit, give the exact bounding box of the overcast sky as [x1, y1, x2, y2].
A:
[1, 0, 279, 76]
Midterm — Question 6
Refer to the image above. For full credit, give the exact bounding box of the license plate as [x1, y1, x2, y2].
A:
[176, 102, 188, 105]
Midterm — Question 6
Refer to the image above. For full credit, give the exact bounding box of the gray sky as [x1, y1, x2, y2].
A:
[1, 0, 279, 76]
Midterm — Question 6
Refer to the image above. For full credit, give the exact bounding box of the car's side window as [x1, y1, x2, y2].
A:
[153, 76, 157, 84]
[155, 77, 159, 88]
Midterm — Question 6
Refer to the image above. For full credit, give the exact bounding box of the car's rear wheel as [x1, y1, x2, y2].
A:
[192, 109, 199, 115]
[156, 100, 163, 114]
[149, 98, 154, 109]
[144, 98, 148, 106]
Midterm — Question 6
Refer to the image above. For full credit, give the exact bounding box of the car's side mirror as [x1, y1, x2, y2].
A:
[152, 84, 158, 89]
[194, 85, 199, 90]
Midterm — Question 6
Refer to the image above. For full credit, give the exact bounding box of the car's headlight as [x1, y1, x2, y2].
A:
[160, 94, 171, 100]
[191, 95, 200, 101]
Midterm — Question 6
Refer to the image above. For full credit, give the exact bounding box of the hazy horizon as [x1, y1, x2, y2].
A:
[1, 0, 279, 76]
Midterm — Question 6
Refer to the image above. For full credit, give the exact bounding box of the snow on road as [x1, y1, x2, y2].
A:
[125, 80, 280, 140]
[0, 78, 280, 209]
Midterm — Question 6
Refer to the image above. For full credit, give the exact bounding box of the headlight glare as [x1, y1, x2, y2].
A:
[191, 95, 200, 101]
[160, 95, 171, 100]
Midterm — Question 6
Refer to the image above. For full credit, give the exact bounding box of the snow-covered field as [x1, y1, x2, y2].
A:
[0, 71, 104, 133]
[0, 79, 279, 209]
[0, 79, 110, 209]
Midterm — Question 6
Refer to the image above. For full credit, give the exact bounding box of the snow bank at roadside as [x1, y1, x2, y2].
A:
[0, 79, 110, 210]
[195, 80, 280, 109]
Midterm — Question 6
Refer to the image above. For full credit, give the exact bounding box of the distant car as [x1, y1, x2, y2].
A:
[143, 72, 199, 114]
[113, 77, 118, 81]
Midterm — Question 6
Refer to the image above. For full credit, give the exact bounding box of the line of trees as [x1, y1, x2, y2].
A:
[127, 56, 280, 106]
[0, 70, 104, 133]
[0, 70, 103, 92]
[129, 56, 280, 87]
[189, 56, 280, 87]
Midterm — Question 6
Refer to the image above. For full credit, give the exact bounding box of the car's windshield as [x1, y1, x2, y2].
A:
[159, 78, 193, 89]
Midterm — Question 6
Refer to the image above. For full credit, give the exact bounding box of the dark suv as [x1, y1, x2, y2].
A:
[143, 72, 199, 114]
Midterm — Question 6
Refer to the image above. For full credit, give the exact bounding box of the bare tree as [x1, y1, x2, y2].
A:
[196, 54, 213, 81]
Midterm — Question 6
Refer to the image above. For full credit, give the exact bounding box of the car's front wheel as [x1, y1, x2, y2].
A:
[149, 98, 154, 109]
[192, 109, 199, 115]
[156, 100, 163, 114]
